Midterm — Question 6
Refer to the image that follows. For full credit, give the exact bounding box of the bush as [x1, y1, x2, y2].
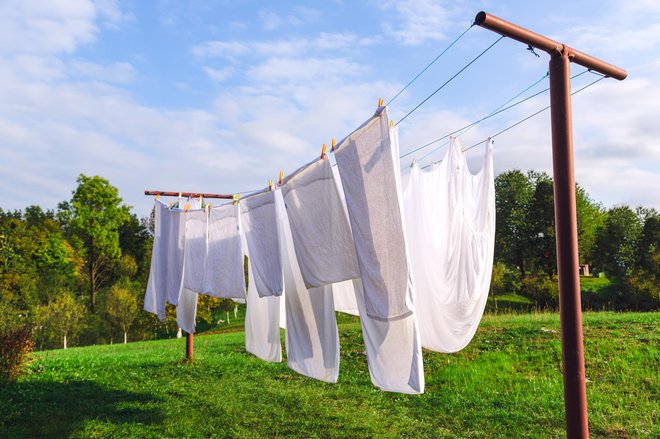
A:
[0, 324, 34, 383]
[522, 274, 559, 309]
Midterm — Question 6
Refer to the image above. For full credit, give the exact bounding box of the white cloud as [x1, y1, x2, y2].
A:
[202, 66, 233, 82]
[69, 60, 136, 83]
[257, 6, 320, 31]
[377, 0, 463, 46]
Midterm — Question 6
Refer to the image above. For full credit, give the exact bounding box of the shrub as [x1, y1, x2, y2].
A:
[522, 274, 559, 309]
[0, 324, 34, 383]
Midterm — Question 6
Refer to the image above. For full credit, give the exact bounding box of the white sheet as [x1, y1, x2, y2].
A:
[280, 157, 359, 288]
[177, 208, 206, 334]
[333, 107, 412, 321]
[205, 203, 246, 299]
[144, 200, 185, 320]
[403, 138, 495, 353]
[240, 190, 283, 297]
[275, 190, 340, 382]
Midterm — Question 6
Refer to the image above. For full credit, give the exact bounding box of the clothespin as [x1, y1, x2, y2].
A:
[232, 194, 241, 204]
[268, 179, 274, 191]
[199, 194, 203, 204]
[410, 158, 417, 168]
[321, 143, 327, 159]
[377, 98, 384, 108]
[184, 202, 191, 212]
[178, 192, 182, 198]
[279, 170, 284, 186]
[389, 120, 395, 128]
[330, 138, 336, 152]
[155, 194, 160, 201]
[169, 201, 173, 208]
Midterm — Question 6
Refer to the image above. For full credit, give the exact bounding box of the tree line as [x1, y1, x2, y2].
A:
[492, 170, 659, 310]
[0, 174, 234, 352]
[0, 171, 658, 352]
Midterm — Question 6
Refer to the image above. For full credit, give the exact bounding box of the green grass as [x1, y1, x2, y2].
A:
[1, 312, 658, 438]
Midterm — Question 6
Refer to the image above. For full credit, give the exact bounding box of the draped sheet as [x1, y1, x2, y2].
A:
[403, 138, 495, 353]
[205, 203, 246, 299]
[144, 200, 185, 321]
[244, 246, 282, 363]
[177, 209, 207, 334]
[333, 107, 413, 321]
[241, 190, 283, 297]
[281, 157, 359, 288]
[275, 190, 340, 382]
[333, 132, 424, 393]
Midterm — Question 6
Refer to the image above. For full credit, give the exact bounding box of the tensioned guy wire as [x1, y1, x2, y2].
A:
[402, 69, 590, 161]
[385, 23, 475, 107]
[460, 74, 607, 153]
[395, 35, 506, 127]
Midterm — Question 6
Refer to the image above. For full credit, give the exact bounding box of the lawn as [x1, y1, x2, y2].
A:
[1, 312, 658, 438]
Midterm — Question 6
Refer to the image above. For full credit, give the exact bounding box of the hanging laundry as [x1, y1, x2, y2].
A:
[280, 157, 359, 288]
[403, 138, 495, 353]
[332, 153, 424, 394]
[244, 253, 282, 363]
[334, 107, 413, 321]
[274, 190, 340, 383]
[144, 200, 185, 321]
[204, 203, 246, 299]
[240, 189, 283, 297]
[177, 208, 207, 334]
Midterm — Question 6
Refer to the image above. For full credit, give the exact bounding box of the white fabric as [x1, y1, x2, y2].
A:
[144, 200, 185, 320]
[205, 203, 246, 299]
[177, 209, 207, 334]
[403, 138, 495, 353]
[334, 107, 413, 321]
[240, 190, 283, 297]
[281, 157, 359, 288]
[244, 259, 282, 362]
[332, 149, 423, 394]
[274, 190, 340, 383]
[337, 279, 424, 394]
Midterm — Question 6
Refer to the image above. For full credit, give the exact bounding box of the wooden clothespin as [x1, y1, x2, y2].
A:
[232, 194, 240, 205]
[198, 194, 203, 204]
[184, 203, 191, 212]
[169, 201, 174, 208]
[268, 179, 274, 191]
[321, 143, 327, 159]
[389, 120, 394, 128]
[330, 137, 337, 152]
[377, 98, 384, 108]
[279, 170, 284, 186]
[155, 194, 160, 201]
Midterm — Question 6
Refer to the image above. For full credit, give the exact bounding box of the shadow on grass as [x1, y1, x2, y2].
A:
[0, 380, 163, 437]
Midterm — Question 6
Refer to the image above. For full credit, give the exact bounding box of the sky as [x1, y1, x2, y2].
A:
[1, 0, 658, 217]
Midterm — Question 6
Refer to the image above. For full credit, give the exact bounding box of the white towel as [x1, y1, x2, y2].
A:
[244, 256, 282, 363]
[403, 138, 495, 353]
[144, 200, 185, 320]
[275, 190, 340, 383]
[205, 203, 246, 299]
[240, 190, 283, 297]
[334, 107, 413, 321]
[281, 157, 359, 288]
[177, 209, 207, 334]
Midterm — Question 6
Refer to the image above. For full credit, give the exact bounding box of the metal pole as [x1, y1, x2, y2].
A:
[549, 50, 589, 438]
[186, 331, 194, 359]
[474, 11, 627, 439]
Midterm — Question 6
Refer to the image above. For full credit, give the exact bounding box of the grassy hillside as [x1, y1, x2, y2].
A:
[1, 312, 658, 438]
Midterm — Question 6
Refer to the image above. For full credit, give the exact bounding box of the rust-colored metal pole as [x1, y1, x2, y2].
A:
[474, 11, 627, 439]
[549, 50, 589, 438]
[186, 331, 194, 359]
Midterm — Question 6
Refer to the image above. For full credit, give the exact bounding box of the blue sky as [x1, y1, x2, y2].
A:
[1, 0, 658, 216]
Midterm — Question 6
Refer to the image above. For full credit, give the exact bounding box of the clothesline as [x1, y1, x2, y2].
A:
[144, 190, 233, 199]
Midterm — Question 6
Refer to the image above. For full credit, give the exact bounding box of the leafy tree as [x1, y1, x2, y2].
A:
[494, 170, 534, 278]
[575, 185, 604, 266]
[527, 175, 556, 277]
[105, 283, 139, 344]
[37, 292, 86, 349]
[60, 175, 130, 313]
[593, 206, 643, 278]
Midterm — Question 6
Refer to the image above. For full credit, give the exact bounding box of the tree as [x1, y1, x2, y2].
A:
[61, 175, 130, 313]
[575, 185, 604, 266]
[527, 175, 556, 277]
[105, 283, 139, 344]
[37, 292, 85, 349]
[593, 206, 643, 278]
[494, 170, 534, 278]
